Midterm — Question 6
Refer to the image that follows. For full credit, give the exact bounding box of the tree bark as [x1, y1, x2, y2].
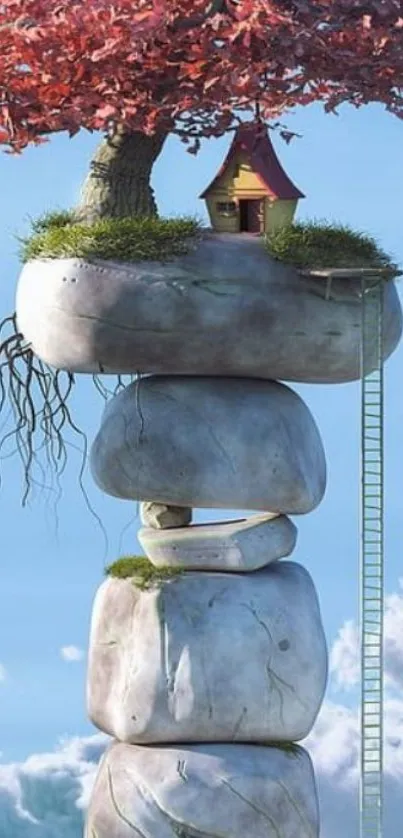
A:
[75, 129, 167, 222]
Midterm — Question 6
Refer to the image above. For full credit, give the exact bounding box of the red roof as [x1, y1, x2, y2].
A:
[199, 122, 304, 200]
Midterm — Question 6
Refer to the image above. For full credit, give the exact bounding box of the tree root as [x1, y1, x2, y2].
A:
[0, 312, 131, 526]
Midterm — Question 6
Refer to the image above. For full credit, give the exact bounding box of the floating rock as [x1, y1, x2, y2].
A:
[16, 234, 401, 382]
[90, 376, 326, 514]
[87, 561, 327, 744]
[140, 501, 192, 529]
[138, 512, 297, 571]
[86, 740, 319, 838]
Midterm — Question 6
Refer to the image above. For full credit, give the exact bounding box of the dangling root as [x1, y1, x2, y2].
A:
[0, 314, 145, 557]
[0, 313, 124, 519]
[0, 313, 82, 504]
[92, 373, 136, 402]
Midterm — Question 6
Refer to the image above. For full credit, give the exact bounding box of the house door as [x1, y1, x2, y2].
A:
[239, 199, 263, 233]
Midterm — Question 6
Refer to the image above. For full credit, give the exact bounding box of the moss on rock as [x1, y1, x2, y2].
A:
[265, 220, 399, 273]
[20, 212, 202, 264]
[105, 555, 184, 590]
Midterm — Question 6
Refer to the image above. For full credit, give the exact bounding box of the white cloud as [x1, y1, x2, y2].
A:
[60, 647, 84, 663]
[0, 664, 7, 682]
[0, 733, 108, 837]
[329, 619, 359, 689]
[329, 578, 403, 692]
[304, 697, 403, 838]
[384, 580, 403, 691]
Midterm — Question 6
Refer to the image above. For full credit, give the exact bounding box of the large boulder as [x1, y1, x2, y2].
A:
[90, 376, 326, 514]
[16, 234, 402, 383]
[87, 562, 328, 744]
[86, 741, 319, 838]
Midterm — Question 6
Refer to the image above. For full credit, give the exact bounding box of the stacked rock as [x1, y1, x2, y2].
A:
[85, 376, 328, 837]
[16, 233, 402, 837]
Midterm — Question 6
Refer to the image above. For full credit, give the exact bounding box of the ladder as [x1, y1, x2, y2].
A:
[301, 267, 387, 838]
[360, 278, 384, 838]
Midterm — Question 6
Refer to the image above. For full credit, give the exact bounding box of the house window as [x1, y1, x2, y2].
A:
[216, 201, 237, 215]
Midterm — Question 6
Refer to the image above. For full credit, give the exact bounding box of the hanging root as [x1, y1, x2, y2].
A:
[0, 312, 87, 506]
[0, 313, 142, 556]
[92, 373, 136, 402]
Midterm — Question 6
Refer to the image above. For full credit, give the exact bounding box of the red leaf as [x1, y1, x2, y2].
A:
[0, 0, 401, 152]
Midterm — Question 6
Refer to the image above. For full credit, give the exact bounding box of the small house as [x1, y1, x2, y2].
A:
[200, 123, 304, 234]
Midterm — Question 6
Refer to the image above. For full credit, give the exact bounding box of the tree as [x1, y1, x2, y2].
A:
[1, 1, 402, 216]
[0, 0, 402, 501]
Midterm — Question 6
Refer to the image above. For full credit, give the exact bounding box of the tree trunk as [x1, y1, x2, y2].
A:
[75, 129, 167, 222]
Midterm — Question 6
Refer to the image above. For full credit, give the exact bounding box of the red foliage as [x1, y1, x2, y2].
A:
[0, 0, 402, 151]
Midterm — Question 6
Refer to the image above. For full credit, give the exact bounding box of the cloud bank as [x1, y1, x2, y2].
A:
[0, 734, 106, 838]
[330, 579, 403, 694]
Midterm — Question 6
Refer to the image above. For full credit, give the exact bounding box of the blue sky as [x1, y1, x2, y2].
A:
[0, 101, 402, 836]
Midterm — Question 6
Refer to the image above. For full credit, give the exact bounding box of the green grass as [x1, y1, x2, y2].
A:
[105, 555, 184, 590]
[265, 220, 398, 273]
[28, 208, 77, 234]
[20, 212, 202, 264]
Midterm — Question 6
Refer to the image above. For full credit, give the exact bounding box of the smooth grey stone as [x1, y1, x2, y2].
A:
[87, 562, 328, 744]
[16, 234, 402, 383]
[90, 376, 326, 514]
[138, 512, 297, 571]
[140, 502, 192, 529]
[85, 740, 319, 838]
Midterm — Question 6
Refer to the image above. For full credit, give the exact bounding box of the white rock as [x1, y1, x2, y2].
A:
[140, 502, 192, 529]
[90, 376, 326, 514]
[86, 740, 319, 838]
[87, 562, 327, 744]
[16, 234, 402, 383]
[138, 513, 297, 571]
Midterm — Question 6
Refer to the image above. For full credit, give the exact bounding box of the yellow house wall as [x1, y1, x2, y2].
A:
[204, 151, 298, 233]
[206, 194, 298, 233]
[205, 193, 240, 233]
[264, 199, 297, 233]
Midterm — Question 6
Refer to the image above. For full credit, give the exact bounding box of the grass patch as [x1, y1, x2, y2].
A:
[28, 208, 77, 234]
[265, 220, 398, 273]
[19, 212, 202, 264]
[105, 555, 184, 590]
